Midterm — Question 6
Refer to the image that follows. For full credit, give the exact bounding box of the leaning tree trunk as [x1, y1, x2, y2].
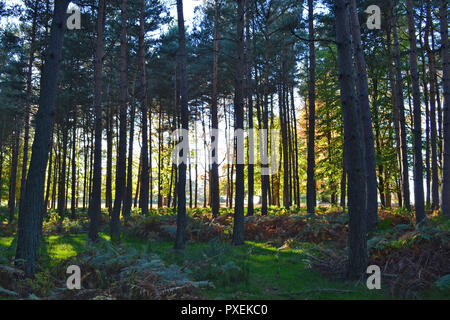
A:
[440, 0, 450, 218]
[174, 0, 189, 250]
[15, 0, 70, 277]
[349, 0, 378, 231]
[87, 0, 105, 242]
[232, 0, 245, 246]
[334, 0, 367, 280]
[406, 0, 426, 223]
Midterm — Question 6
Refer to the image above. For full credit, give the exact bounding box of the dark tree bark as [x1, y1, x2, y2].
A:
[70, 110, 77, 219]
[440, 0, 450, 217]
[88, 0, 105, 242]
[210, 0, 220, 218]
[291, 86, 301, 206]
[246, 0, 254, 216]
[0, 144, 3, 205]
[106, 87, 113, 214]
[386, 4, 403, 208]
[391, 9, 411, 212]
[111, 0, 128, 242]
[334, 0, 367, 279]
[306, 0, 316, 215]
[139, 0, 149, 217]
[406, 0, 426, 223]
[174, 0, 189, 250]
[15, 0, 70, 276]
[19, 0, 38, 209]
[124, 67, 139, 218]
[349, 0, 378, 231]
[8, 123, 20, 223]
[280, 84, 290, 209]
[426, 1, 439, 210]
[232, 0, 245, 246]
[57, 123, 68, 216]
[42, 135, 54, 225]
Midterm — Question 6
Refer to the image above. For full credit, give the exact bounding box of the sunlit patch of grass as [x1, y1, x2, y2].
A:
[0, 237, 13, 248]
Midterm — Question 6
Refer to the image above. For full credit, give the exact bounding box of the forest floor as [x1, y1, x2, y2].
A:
[0, 206, 449, 300]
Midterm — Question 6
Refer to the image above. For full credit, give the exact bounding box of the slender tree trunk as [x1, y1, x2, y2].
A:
[87, 0, 105, 242]
[0, 145, 3, 206]
[349, 0, 378, 231]
[406, 0, 426, 223]
[210, 0, 220, 217]
[386, 6, 403, 208]
[57, 122, 68, 217]
[232, 0, 245, 246]
[175, 0, 189, 250]
[43, 136, 54, 213]
[306, 0, 316, 215]
[392, 5, 411, 212]
[19, 0, 38, 208]
[8, 123, 20, 223]
[111, 0, 128, 242]
[139, 0, 149, 217]
[426, 1, 439, 210]
[70, 111, 77, 219]
[440, 0, 450, 217]
[334, 0, 367, 279]
[15, 0, 70, 276]
[106, 88, 113, 214]
[246, 0, 254, 216]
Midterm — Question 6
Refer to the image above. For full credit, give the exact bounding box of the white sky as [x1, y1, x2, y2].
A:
[1, 0, 201, 28]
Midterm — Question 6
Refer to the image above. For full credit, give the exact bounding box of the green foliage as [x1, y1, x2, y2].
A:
[436, 275, 450, 290]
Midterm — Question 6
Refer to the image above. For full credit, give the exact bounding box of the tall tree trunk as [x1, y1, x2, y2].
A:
[70, 111, 77, 219]
[106, 87, 113, 214]
[88, 0, 105, 242]
[8, 123, 20, 223]
[406, 0, 426, 223]
[349, 0, 378, 231]
[42, 135, 54, 224]
[57, 121, 68, 217]
[15, 0, 70, 276]
[0, 145, 3, 206]
[334, 0, 367, 279]
[210, 0, 220, 217]
[19, 0, 39, 208]
[111, 0, 128, 242]
[392, 3, 411, 212]
[280, 86, 290, 209]
[124, 67, 139, 218]
[386, 4, 403, 208]
[419, 19, 432, 208]
[306, 0, 316, 215]
[139, 0, 149, 217]
[174, 0, 189, 250]
[440, 0, 450, 217]
[232, 0, 245, 246]
[246, 0, 254, 216]
[426, 1, 439, 210]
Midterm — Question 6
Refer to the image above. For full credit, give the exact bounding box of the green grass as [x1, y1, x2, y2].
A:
[1, 232, 447, 299]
